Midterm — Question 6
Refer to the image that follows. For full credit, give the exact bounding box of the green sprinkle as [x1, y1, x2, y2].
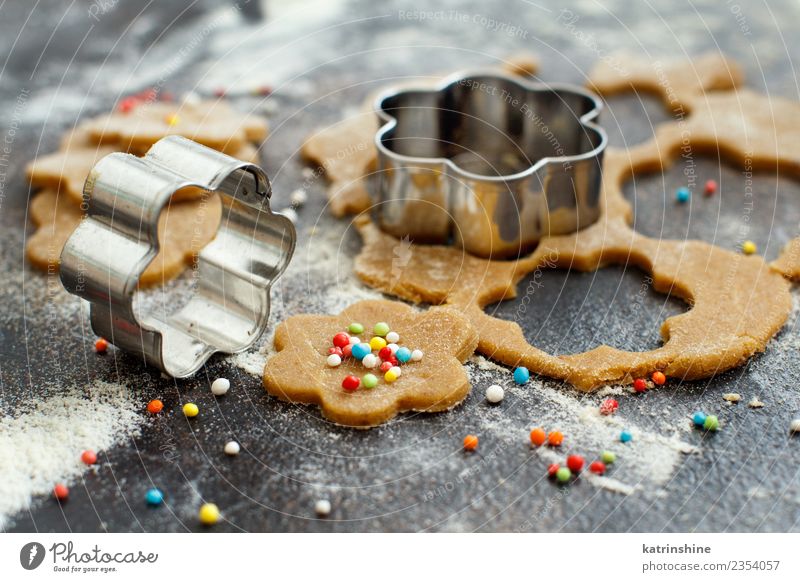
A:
[348, 322, 364, 335]
[373, 322, 390, 337]
[600, 450, 616, 464]
[703, 415, 719, 431]
[362, 373, 378, 389]
[555, 467, 572, 483]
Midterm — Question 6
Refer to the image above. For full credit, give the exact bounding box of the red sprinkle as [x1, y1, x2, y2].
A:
[379, 361, 393, 373]
[566, 454, 584, 473]
[589, 461, 606, 475]
[342, 344, 353, 358]
[53, 483, 69, 501]
[94, 338, 109, 353]
[633, 378, 647, 393]
[332, 332, 350, 349]
[81, 450, 97, 465]
[599, 398, 619, 415]
[328, 346, 343, 357]
[547, 463, 561, 478]
[651, 371, 667, 386]
[704, 179, 717, 196]
[378, 347, 393, 361]
[342, 375, 360, 391]
[146, 399, 163, 414]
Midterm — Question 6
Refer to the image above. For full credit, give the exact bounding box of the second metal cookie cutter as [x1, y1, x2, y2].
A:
[60, 136, 296, 378]
[374, 70, 608, 258]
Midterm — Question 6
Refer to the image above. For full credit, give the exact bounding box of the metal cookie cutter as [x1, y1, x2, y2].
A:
[60, 136, 296, 377]
[374, 70, 608, 258]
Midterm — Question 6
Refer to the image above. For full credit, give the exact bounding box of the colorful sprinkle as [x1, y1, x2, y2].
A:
[145, 488, 163, 505]
[53, 483, 69, 501]
[485, 384, 504, 403]
[599, 398, 619, 415]
[789, 419, 800, 434]
[566, 454, 584, 473]
[315, 499, 331, 517]
[326, 353, 342, 367]
[530, 428, 547, 447]
[395, 347, 412, 363]
[351, 342, 372, 360]
[199, 503, 220, 525]
[183, 403, 199, 418]
[555, 467, 572, 483]
[362, 373, 378, 389]
[547, 431, 564, 447]
[373, 322, 390, 337]
[328, 346, 343, 357]
[589, 461, 606, 475]
[547, 463, 560, 478]
[703, 415, 719, 431]
[369, 336, 387, 351]
[463, 434, 479, 451]
[117, 97, 137, 113]
[348, 335, 360, 345]
[94, 337, 109, 353]
[378, 346, 393, 361]
[676, 187, 690, 203]
[147, 399, 163, 414]
[651, 371, 666, 386]
[386, 343, 399, 354]
[81, 450, 97, 465]
[224, 441, 240, 456]
[386, 331, 400, 343]
[704, 179, 717, 195]
[384, 369, 399, 383]
[379, 361, 393, 373]
[389, 366, 402, 378]
[342, 375, 360, 391]
[342, 344, 353, 359]
[692, 411, 707, 426]
[620, 429, 633, 443]
[211, 377, 230, 396]
[741, 240, 757, 255]
[600, 450, 616, 464]
[633, 378, 647, 393]
[513, 367, 530, 385]
[362, 353, 378, 369]
[411, 349, 424, 362]
[332, 332, 350, 349]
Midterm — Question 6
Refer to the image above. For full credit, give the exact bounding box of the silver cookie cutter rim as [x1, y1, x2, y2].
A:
[372, 69, 608, 257]
[59, 135, 296, 378]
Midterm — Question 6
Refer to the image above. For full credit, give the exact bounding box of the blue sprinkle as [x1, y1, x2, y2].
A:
[513, 367, 530, 385]
[395, 347, 412, 363]
[351, 342, 371, 360]
[620, 429, 633, 443]
[692, 411, 707, 426]
[145, 488, 163, 506]
[676, 187, 690, 203]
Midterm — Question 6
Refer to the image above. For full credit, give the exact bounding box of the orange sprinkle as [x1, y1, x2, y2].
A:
[463, 434, 479, 451]
[529, 427, 547, 447]
[94, 338, 108, 353]
[651, 371, 667, 386]
[547, 431, 564, 447]
[147, 399, 164, 414]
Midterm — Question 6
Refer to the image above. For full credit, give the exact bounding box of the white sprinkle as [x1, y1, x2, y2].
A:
[387, 343, 399, 354]
[362, 354, 378, 369]
[315, 499, 331, 517]
[485, 384, 505, 403]
[385, 331, 400, 343]
[348, 336, 360, 345]
[290, 188, 308, 207]
[224, 441, 240, 456]
[410, 349, 424, 362]
[790, 419, 800, 434]
[389, 366, 402, 378]
[211, 378, 230, 396]
[326, 354, 342, 367]
[278, 207, 298, 223]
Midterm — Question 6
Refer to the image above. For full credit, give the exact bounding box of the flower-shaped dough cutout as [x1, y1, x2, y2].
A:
[263, 299, 479, 427]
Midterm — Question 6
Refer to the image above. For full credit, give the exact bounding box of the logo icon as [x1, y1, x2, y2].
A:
[20, 542, 45, 570]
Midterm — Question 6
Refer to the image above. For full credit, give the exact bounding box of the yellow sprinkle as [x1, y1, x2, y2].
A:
[199, 503, 220, 525]
[741, 240, 757, 255]
[384, 370, 398, 383]
[183, 402, 199, 417]
[165, 113, 180, 126]
[369, 336, 387, 351]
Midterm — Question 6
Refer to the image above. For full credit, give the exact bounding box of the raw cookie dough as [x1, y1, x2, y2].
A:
[302, 54, 540, 217]
[27, 189, 221, 287]
[85, 99, 268, 154]
[263, 299, 479, 427]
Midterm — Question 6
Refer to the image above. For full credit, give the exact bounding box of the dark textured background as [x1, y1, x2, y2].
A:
[1, 0, 800, 532]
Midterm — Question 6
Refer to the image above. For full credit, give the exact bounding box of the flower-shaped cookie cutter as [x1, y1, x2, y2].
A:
[59, 136, 296, 377]
[374, 70, 608, 258]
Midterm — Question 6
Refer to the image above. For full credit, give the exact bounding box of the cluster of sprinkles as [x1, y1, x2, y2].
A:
[692, 411, 720, 432]
[326, 322, 423, 391]
[528, 424, 617, 484]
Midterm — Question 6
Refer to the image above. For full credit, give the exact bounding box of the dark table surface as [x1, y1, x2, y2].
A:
[2, 0, 800, 532]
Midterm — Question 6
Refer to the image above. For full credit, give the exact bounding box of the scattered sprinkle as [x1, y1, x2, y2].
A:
[485, 384, 504, 403]
[362, 353, 378, 369]
[224, 441, 240, 456]
[211, 378, 230, 396]
[347, 322, 364, 335]
[675, 186, 690, 203]
[326, 353, 342, 367]
[547, 431, 564, 447]
[703, 415, 720, 431]
[790, 419, 800, 434]
[290, 188, 308, 208]
[633, 378, 647, 393]
[199, 503, 220, 525]
[315, 499, 331, 517]
[395, 346, 411, 363]
[53, 483, 69, 501]
[651, 371, 666, 386]
[530, 428, 547, 447]
[463, 434, 479, 451]
[547, 463, 560, 477]
[599, 398, 619, 415]
[373, 322, 390, 337]
[362, 373, 378, 389]
[555, 467, 572, 483]
[182, 403, 199, 418]
[566, 454, 584, 473]
[589, 461, 606, 475]
[145, 488, 163, 505]
[600, 450, 616, 464]
[620, 429, 633, 443]
[513, 367, 530, 385]
[147, 399, 163, 414]
[332, 332, 350, 349]
[80, 450, 97, 465]
[741, 240, 757, 255]
[94, 337, 109, 353]
[411, 349, 424, 362]
[342, 375, 360, 391]
[692, 411, 707, 426]
[386, 331, 400, 343]
[704, 179, 717, 195]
